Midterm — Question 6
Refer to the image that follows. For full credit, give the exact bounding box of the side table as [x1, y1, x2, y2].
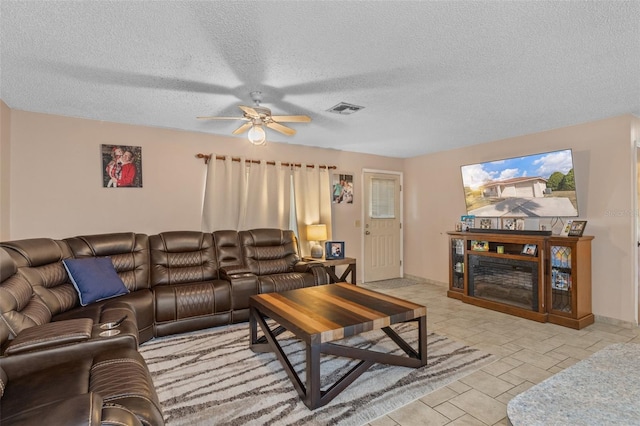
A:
[303, 256, 357, 284]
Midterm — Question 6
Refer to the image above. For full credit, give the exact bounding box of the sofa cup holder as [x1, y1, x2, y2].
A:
[99, 329, 121, 337]
[100, 322, 121, 330]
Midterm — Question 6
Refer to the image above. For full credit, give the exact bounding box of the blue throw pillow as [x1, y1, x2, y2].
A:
[63, 257, 129, 306]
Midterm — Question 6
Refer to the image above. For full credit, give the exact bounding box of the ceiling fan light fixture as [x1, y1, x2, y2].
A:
[247, 124, 266, 145]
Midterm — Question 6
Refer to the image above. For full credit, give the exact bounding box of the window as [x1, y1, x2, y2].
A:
[369, 178, 395, 219]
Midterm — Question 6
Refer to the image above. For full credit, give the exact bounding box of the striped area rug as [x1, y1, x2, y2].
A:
[139, 321, 496, 425]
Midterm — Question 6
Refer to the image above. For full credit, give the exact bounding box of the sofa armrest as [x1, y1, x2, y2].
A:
[101, 406, 143, 426]
[293, 261, 329, 285]
[293, 260, 323, 273]
[1, 392, 104, 426]
[219, 264, 253, 278]
[4, 318, 93, 355]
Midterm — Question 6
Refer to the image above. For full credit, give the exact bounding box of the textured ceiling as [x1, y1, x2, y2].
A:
[1, 1, 639, 158]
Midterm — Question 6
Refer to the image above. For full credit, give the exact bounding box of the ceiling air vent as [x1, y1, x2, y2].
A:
[327, 102, 365, 115]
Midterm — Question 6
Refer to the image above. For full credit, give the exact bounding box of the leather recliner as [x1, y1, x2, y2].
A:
[239, 228, 328, 293]
[149, 230, 233, 337]
[0, 248, 163, 426]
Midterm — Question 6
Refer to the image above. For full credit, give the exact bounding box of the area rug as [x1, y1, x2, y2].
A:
[139, 321, 496, 426]
[362, 277, 424, 289]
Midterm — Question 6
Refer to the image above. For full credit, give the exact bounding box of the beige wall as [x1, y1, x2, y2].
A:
[404, 115, 639, 325]
[6, 107, 639, 324]
[6, 109, 403, 283]
[0, 101, 10, 240]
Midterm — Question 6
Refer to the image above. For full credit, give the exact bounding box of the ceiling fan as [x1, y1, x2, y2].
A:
[197, 91, 311, 145]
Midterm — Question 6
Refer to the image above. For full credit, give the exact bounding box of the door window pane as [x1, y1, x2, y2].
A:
[370, 178, 395, 218]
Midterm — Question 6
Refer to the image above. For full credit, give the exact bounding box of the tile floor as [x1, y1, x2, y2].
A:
[360, 281, 640, 426]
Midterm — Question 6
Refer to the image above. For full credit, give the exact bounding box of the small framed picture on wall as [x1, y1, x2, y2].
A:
[102, 144, 143, 188]
[332, 173, 353, 204]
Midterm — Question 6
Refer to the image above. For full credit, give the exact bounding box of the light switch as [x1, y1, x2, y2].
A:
[355, 220, 361, 228]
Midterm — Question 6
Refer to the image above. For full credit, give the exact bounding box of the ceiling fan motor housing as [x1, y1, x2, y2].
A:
[250, 90, 263, 104]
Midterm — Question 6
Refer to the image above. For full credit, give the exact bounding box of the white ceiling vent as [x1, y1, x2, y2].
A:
[327, 102, 365, 115]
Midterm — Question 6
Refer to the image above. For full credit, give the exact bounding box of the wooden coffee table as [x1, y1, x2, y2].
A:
[249, 283, 427, 409]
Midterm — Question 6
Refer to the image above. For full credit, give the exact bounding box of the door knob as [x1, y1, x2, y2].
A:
[365, 230, 371, 235]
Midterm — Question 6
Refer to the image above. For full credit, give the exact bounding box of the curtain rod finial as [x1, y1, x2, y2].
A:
[196, 153, 211, 164]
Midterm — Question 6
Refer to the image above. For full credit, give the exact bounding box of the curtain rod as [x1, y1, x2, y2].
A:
[196, 153, 336, 170]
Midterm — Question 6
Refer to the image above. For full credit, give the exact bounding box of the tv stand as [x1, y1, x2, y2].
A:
[467, 228, 552, 236]
[448, 231, 594, 329]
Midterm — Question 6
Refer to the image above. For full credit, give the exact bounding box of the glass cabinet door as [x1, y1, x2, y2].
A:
[550, 245, 572, 314]
[451, 238, 464, 291]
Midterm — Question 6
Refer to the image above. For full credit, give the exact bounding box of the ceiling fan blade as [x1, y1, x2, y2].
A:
[197, 116, 248, 120]
[270, 115, 311, 123]
[232, 122, 253, 135]
[266, 121, 296, 136]
[238, 105, 260, 118]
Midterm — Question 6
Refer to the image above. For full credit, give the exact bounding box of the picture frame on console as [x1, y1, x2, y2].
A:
[501, 217, 525, 231]
[479, 218, 498, 229]
[471, 240, 489, 251]
[502, 218, 516, 230]
[568, 220, 587, 237]
[325, 241, 345, 259]
[521, 244, 537, 256]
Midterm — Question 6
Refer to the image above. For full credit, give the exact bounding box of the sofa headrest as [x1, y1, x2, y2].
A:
[153, 231, 211, 252]
[240, 229, 290, 247]
[0, 238, 68, 267]
[213, 230, 243, 267]
[0, 248, 17, 281]
[67, 233, 142, 257]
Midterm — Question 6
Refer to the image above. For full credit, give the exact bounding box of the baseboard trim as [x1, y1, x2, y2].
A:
[403, 274, 448, 288]
[593, 314, 639, 329]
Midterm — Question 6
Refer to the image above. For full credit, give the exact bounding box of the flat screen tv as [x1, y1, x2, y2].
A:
[460, 149, 579, 218]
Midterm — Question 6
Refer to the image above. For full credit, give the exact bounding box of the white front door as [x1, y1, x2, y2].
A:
[363, 171, 402, 282]
[636, 142, 640, 325]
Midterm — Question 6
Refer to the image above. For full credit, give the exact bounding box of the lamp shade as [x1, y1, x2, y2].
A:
[306, 224, 327, 241]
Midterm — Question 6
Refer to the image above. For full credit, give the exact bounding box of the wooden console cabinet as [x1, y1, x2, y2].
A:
[447, 231, 594, 329]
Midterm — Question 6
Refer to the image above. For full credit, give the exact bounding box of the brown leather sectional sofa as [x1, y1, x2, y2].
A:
[0, 228, 328, 425]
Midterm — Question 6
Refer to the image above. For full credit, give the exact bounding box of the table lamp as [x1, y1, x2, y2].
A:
[306, 224, 327, 258]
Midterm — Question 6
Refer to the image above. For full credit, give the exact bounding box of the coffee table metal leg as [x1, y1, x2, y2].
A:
[306, 343, 321, 408]
[418, 315, 427, 365]
[250, 306, 307, 399]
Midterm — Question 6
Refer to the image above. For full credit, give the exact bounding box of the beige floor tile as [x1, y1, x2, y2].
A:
[420, 386, 460, 407]
[497, 371, 527, 387]
[447, 380, 472, 394]
[434, 401, 466, 421]
[449, 389, 507, 425]
[368, 415, 399, 426]
[360, 281, 640, 426]
[549, 344, 595, 360]
[459, 370, 514, 398]
[481, 360, 516, 377]
[447, 414, 487, 425]
[506, 381, 536, 397]
[506, 363, 553, 384]
[509, 348, 561, 370]
[387, 400, 450, 426]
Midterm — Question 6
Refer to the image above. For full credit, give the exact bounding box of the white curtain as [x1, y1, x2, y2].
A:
[242, 160, 291, 230]
[202, 155, 238, 231]
[202, 155, 331, 244]
[293, 164, 332, 256]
